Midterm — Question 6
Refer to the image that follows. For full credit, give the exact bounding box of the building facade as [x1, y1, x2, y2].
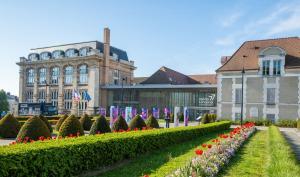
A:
[217, 37, 300, 122]
[17, 28, 135, 115]
[105, 66, 217, 119]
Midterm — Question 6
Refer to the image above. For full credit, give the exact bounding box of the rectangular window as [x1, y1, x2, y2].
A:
[64, 89, 72, 110]
[51, 90, 58, 107]
[38, 90, 46, 103]
[26, 90, 33, 103]
[273, 60, 281, 76]
[113, 70, 119, 85]
[235, 88, 242, 104]
[267, 88, 275, 105]
[262, 60, 270, 76]
[266, 114, 275, 123]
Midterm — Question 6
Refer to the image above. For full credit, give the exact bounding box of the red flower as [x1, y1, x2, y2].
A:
[39, 136, 45, 141]
[97, 131, 101, 134]
[202, 144, 207, 148]
[134, 128, 138, 131]
[77, 132, 80, 136]
[143, 175, 150, 177]
[142, 127, 147, 130]
[207, 144, 212, 149]
[195, 149, 203, 155]
[30, 140, 35, 143]
[69, 134, 73, 137]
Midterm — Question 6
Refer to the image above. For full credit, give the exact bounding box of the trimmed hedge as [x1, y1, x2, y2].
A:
[112, 116, 128, 131]
[79, 114, 92, 131]
[145, 115, 160, 128]
[0, 121, 230, 177]
[55, 114, 68, 131]
[16, 116, 51, 141]
[89, 115, 111, 135]
[0, 114, 21, 138]
[59, 115, 84, 137]
[129, 115, 146, 130]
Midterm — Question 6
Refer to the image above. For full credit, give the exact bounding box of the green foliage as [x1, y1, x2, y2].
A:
[201, 114, 210, 124]
[59, 115, 84, 137]
[179, 112, 184, 122]
[89, 115, 111, 135]
[0, 89, 9, 113]
[275, 119, 297, 128]
[79, 114, 92, 131]
[0, 121, 231, 177]
[39, 115, 53, 133]
[297, 119, 300, 130]
[16, 116, 51, 141]
[170, 113, 174, 123]
[55, 114, 68, 131]
[129, 114, 147, 130]
[0, 113, 21, 138]
[145, 115, 160, 128]
[112, 116, 128, 131]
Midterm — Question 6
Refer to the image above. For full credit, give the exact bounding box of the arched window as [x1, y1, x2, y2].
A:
[64, 66, 73, 84]
[51, 67, 60, 84]
[40, 52, 51, 60]
[28, 53, 39, 61]
[65, 49, 79, 58]
[39, 68, 47, 84]
[79, 65, 88, 84]
[79, 47, 92, 57]
[27, 69, 35, 84]
[52, 50, 65, 59]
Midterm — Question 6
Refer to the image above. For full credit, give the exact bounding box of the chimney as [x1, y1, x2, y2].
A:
[221, 56, 231, 65]
[103, 27, 110, 84]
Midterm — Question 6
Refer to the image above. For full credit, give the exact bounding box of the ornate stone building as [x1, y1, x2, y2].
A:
[17, 28, 135, 115]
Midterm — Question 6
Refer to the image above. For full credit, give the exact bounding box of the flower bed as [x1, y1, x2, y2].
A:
[0, 121, 231, 177]
[168, 122, 256, 177]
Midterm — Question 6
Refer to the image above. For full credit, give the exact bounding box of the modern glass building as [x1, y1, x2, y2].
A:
[103, 66, 217, 119]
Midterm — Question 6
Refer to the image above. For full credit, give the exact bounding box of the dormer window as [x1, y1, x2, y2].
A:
[259, 46, 285, 76]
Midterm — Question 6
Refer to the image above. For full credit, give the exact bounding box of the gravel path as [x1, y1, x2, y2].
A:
[280, 127, 300, 161]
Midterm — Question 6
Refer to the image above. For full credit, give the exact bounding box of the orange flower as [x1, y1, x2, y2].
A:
[195, 149, 203, 155]
[207, 144, 212, 149]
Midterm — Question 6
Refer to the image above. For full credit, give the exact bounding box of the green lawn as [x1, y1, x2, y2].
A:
[95, 130, 230, 177]
[219, 126, 300, 177]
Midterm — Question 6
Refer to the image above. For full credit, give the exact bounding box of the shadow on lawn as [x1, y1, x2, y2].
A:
[88, 130, 230, 177]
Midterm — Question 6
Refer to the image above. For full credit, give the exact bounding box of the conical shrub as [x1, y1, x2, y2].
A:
[16, 116, 51, 141]
[55, 114, 68, 131]
[59, 115, 84, 137]
[112, 116, 128, 131]
[39, 115, 53, 133]
[129, 114, 146, 130]
[89, 115, 111, 135]
[79, 114, 92, 131]
[145, 115, 159, 128]
[0, 113, 21, 138]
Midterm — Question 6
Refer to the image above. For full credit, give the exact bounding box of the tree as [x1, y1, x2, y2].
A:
[0, 89, 9, 113]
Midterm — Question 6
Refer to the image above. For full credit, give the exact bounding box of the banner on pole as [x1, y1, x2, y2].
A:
[184, 107, 189, 126]
[125, 107, 132, 123]
[132, 108, 137, 117]
[174, 106, 180, 127]
[109, 106, 118, 128]
[152, 107, 160, 119]
[141, 108, 148, 120]
[99, 107, 106, 117]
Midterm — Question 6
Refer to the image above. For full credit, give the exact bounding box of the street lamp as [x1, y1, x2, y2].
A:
[240, 55, 247, 126]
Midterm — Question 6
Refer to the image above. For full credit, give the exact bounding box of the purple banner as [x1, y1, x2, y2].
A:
[152, 107, 160, 119]
[141, 108, 148, 120]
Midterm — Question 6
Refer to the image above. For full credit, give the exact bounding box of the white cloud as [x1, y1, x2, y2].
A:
[221, 12, 242, 27]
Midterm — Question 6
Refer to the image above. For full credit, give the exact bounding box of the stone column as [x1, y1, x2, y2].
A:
[58, 66, 64, 114]
[71, 66, 78, 115]
[19, 66, 25, 103]
[33, 67, 38, 102]
[87, 65, 100, 115]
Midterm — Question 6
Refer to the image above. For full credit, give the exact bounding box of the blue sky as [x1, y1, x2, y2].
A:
[1, 0, 300, 95]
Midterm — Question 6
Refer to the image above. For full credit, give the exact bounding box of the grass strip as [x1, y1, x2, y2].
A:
[268, 126, 300, 177]
[96, 130, 230, 177]
[218, 130, 268, 177]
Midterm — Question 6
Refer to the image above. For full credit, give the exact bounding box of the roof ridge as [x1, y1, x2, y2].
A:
[244, 36, 299, 43]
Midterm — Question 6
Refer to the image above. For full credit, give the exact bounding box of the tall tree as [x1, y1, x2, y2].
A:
[0, 89, 9, 113]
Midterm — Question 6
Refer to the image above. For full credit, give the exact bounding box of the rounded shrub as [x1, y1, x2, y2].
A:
[39, 115, 53, 133]
[112, 116, 128, 131]
[79, 114, 92, 131]
[129, 114, 146, 130]
[16, 116, 51, 141]
[201, 113, 210, 124]
[89, 115, 111, 135]
[59, 115, 84, 137]
[145, 115, 159, 128]
[55, 114, 68, 131]
[0, 113, 21, 138]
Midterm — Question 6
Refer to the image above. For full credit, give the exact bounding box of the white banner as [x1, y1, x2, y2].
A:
[125, 107, 132, 123]
[174, 106, 180, 127]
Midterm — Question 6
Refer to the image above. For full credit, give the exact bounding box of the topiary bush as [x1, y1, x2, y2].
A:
[59, 115, 84, 137]
[89, 115, 111, 135]
[179, 112, 184, 122]
[112, 116, 128, 131]
[0, 113, 21, 138]
[145, 115, 160, 128]
[39, 115, 53, 133]
[129, 114, 146, 130]
[201, 113, 210, 124]
[55, 114, 68, 131]
[16, 116, 51, 141]
[79, 114, 92, 131]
